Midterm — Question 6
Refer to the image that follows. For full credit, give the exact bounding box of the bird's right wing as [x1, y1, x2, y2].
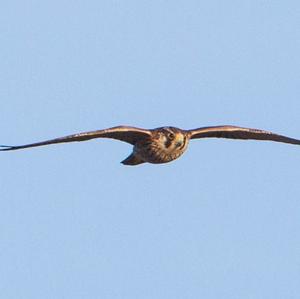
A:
[188, 125, 300, 145]
[0, 126, 152, 151]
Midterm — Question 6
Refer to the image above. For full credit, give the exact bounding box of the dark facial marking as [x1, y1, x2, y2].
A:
[162, 129, 174, 148]
[164, 139, 172, 148]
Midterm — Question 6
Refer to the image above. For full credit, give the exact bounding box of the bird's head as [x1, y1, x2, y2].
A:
[155, 127, 188, 152]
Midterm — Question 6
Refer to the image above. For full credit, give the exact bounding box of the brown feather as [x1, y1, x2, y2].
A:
[188, 125, 300, 145]
[0, 126, 151, 151]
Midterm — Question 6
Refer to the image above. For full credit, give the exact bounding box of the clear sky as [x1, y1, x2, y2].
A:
[1, 1, 300, 298]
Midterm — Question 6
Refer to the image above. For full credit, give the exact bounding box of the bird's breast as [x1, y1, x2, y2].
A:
[134, 138, 189, 164]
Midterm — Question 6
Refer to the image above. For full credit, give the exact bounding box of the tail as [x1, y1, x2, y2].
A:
[121, 153, 145, 166]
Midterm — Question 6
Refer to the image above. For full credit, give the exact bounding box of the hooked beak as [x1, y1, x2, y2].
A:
[175, 141, 183, 147]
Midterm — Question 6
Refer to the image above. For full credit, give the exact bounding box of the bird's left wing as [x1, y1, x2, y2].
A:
[188, 125, 300, 145]
[0, 126, 152, 151]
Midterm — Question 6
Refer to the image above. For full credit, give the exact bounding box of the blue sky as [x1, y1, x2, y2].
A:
[1, 1, 300, 298]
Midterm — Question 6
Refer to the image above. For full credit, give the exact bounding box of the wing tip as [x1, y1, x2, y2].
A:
[0, 145, 17, 151]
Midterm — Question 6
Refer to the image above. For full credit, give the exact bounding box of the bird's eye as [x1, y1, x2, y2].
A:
[168, 133, 175, 140]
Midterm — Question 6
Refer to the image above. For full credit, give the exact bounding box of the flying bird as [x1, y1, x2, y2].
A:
[1, 125, 300, 165]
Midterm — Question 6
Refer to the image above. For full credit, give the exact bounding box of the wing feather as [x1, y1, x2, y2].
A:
[0, 126, 151, 151]
[188, 125, 300, 145]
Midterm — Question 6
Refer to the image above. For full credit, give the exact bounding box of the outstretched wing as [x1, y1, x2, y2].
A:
[0, 126, 152, 151]
[188, 125, 300, 145]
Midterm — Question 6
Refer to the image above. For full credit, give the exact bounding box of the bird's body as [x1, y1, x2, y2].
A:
[1, 125, 300, 165]
[123, 127, 189, 165]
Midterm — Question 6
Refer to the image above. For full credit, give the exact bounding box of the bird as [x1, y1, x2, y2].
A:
[1, 125, 300, 165]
